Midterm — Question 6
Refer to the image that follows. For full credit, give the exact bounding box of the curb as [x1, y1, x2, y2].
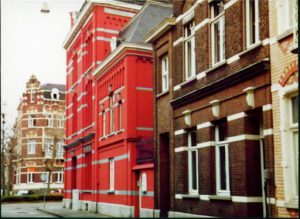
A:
[36, 207, 64, 218]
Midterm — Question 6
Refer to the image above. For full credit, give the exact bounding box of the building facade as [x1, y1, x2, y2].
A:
[13, 75, 65, 193]
[269, 0, 299, 217]
[63, 1, 171, 217]
[146, 0, 278, 217]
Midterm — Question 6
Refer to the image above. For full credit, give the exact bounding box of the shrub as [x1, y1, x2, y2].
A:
[1, 194, 63, 203]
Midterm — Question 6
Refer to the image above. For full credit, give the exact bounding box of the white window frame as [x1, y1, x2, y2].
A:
[27, 172, 34, 183]
[27, 139, 36, 155]
[103, 110, 106, 137]
[141, 173, 147, 192]
[246, 0, 260, 48]
[47, 114, 53, 127]
[188, 130, 198, 195]
[119, 103, 122, 130]
[184, 20, 196, 80]
[16, 168, 21, 184]
[277, 0, 297, 34]
[57, 115, 64, 128]
[56, 141, 64, 158]
[28, 115, 36, 128]
[211, 1, 225, 65]
[279, 85, 298, 203]
[215, 125, 230, 196]
[109, 95, 115, 133]
[51, 88, 60, 100]
[56, 171, 63, 183]
[30, 89, 35, 103]
[109, 158, 115, 191]
[161, 55, 169, 92]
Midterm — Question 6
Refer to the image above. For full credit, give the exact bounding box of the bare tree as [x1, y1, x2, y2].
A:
[43, 129, 64, 194]
[6, 131, 18, 194]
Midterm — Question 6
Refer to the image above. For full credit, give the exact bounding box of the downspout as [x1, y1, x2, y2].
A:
[259, 136, 267, 217]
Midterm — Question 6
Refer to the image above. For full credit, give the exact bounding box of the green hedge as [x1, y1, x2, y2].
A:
[1, 194, 63, 203]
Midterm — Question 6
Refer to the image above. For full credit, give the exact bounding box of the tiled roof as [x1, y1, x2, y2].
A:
[120, 2, 173, 45]
[41, 83, 66, 92]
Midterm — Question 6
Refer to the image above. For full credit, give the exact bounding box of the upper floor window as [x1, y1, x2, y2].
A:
[56, 171, 63, 183]
[211, 0, 225, 65]
[27, 139, 36, 155]
[56, 140, 64, 158]
[57, 115, 64, 128]
[246, 0, 260, 48]
[187, 129, 198, 194]
[277, 0, 297, 34]
[28, 115, 37, 127]
[30, 90, 36, 103]
[184, 20, 196, 80]
[102, 108, 106, 137]
[46, 114, 53, 127]
[215, 120, 230, 196]
[27, 172, 34, 183]
[109, 95, 115, 133]
[51, 88, 59, 100]
[161, 55, 169, 92]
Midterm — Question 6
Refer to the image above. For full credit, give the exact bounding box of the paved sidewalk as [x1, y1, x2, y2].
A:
[37, 204, 110, 218]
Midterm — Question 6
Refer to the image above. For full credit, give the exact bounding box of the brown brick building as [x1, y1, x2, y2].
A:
[269, 0, 298, 217]
[146, 0, 277, 217]
[13, 75, 66, 193]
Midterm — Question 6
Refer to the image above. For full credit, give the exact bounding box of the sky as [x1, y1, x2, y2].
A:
[1, 0, 83, 136]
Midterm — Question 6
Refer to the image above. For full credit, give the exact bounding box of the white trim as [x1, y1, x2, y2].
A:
[175, 0, 204, 24]
[96, 36, 111, 42]
[262, 38, 270, 45]
[227, 112, 248, 121]
[196, 141, 215, 149]
[196, 71, 206, 80]
[194, 18, 210, 32]
[262, 104, 272, 111]
[271, 83, 281, 92]
[246, 0, 260, 48]
[224, 0, 239, 10]
[104, 7, 136, 17]
[173, 85, 181, 91]
[278, 83, 298, 97]
[92, 42, 152, 77]
[96, 27, 119, 34]
[197, 122, 213, 130]
[136, 127, 153, 131]
[199, 195, 210, 201]
[232, 196, 262, 203]
[173, 37, 184, 47]
[263, 129, 273, 136]
[227, 134, 260, 143]
[227, 54, 240, 64]
[174, 129, 186, 135]
[174, 147, 188, 152]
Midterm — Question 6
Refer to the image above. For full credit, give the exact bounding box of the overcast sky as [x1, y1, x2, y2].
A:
[1, 0, 83, 135]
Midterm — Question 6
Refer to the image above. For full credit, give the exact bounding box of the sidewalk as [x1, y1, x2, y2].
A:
[37, 203, 110, 218]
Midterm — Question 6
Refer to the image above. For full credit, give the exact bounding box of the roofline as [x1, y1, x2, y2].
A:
[92, 42, 152, 78]
[41, 89, 66, 94]
[62, 0, 142, 50]
[144, 17, 175, 43]
[120, 0, 173, 34]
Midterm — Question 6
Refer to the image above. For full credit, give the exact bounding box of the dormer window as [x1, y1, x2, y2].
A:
[51, 88, 59, 100]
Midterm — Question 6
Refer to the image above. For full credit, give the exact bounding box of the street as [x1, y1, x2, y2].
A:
[1, 202, 59, 218]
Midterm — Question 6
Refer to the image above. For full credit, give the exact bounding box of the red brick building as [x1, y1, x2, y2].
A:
[63, 1, 171, 217]
[146, 0, 276, 217]
[13, 75, 65, 194]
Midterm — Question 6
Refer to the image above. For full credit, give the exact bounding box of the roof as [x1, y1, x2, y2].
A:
[41, 83, 66, 92]
[120, 1, 173, 45]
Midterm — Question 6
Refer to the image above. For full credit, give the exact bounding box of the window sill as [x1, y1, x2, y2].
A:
[107, 190, 115, 194]
[277, 28, 293, 42]
[290, 43, 298, 54]
[209, 195, 232, 201]
[208, 60, 227, 73]
[285, 199, 298, 209]
[239, 41, 262, 58]
[180, 76, 197, 89]
[181, 194, 199, 199]
[156, 90, 169, 98]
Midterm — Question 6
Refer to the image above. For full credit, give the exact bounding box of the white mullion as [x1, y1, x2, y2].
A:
[246, 0, 250, 47]
[255, 0, 260, 43]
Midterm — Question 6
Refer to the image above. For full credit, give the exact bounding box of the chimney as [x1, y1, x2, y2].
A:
[69, 11, 78, 27]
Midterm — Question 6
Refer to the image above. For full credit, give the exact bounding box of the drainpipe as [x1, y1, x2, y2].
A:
[259, 137, 267, 217]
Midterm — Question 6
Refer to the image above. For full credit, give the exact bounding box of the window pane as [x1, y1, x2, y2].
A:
[250, 0, 256, 44]
[191, 131, 197, 146]
[214, 21, 220, 63]
[292, 95, 298, 124]
[293, 130, 298, 194]
[219, 146, 226, 190]
[187, 41, 192, 77]
[191, 150, 197, 190]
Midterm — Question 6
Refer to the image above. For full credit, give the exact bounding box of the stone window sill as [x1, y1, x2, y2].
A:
[277, 28, 293, 42]
[179, 76, 197, 89]
[207, 60, 227, 74]
[285, 199, 298, 209]
[209, 195, 232, 201]
[156, 90, 169, 98]
[239, 41, 262, 57]
[182, 194, 199, 199]
[290, 44, 298, 54]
